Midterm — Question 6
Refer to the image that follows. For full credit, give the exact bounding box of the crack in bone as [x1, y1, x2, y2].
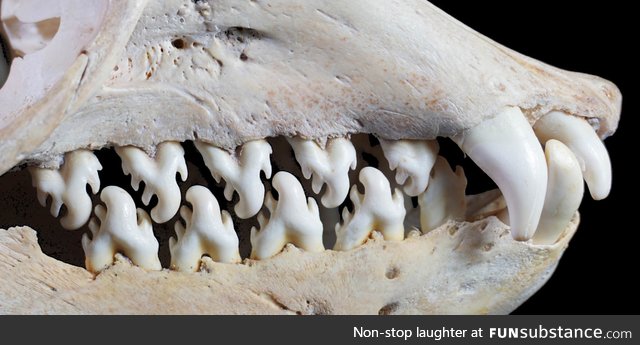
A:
[28, 149, 102, 230]
[170, 185, 241, 271]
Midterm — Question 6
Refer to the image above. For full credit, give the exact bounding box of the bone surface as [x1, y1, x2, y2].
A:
[170, 185, 241, 271]
[28, 150, 102, 230]
[196, 140, 272, 219]
[82, 186, 161, 272]
[250, 172, 324, 260]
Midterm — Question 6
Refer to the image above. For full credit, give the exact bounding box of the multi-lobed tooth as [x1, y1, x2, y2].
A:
[418, 156, 467, 233]
[195, 139, 272, 219]
[379, 139, 439, 196]
[454, 106, 548, 241]
[287, 137, 357, 208]
[170, 186, 241, 271]
[250, 171, 324, 260]
[534, 111, 612, 200]
[28, 150, 102, 230]
[82, 186, 161, 272]
[115, 142, 188, 223]
[334, 167, 406, 251]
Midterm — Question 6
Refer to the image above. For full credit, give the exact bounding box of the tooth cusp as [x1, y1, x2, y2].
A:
[334, 167, 406, 251]
[288, 137, 357, 208]
[29, 150, 102, 230]
[82, 186, 161, 273]
[170, 185, 240, 271]
[379, 139, 439, 196]
[250, 171, 324, 260]
[418, 156, 467, 233]
[196, 139, 272, 219]
[115, 142, 187, 223]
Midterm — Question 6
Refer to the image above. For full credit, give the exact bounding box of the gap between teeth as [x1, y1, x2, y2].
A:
[26, 108, 611, 273]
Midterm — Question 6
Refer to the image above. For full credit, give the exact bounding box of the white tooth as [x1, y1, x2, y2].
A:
[533, 140, 584, 245]
[418, 156, 467, 233]
[170, 186, 240, 271]
[115, 142, 187, 223]
[29, 149, 102, 230]
[465, 189, 507, 221]
[82, 186, 161, 273]
[453, 107, 547, 241]
[250, 172, 324, 260]
[195, 140, 272, 219]
[287, 137, 357, 208]
[334, 167, 406, 251]
[534, 111, 612, 200]
[379, 139, 439, 196]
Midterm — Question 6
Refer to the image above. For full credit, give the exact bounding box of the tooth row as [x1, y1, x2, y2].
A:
[116, 142, 188, 223]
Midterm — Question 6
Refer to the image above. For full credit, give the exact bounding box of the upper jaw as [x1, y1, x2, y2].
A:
[0, 0, 621, 173]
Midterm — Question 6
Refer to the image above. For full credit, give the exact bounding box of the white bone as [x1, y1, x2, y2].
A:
[418, 156, 466, 233]
[195, 139, 272, 219]
[287, 137, 357, 208]
[82, 186, 161, 273]
[250, 172, 324, 260]
[28, 149, 102, 230]
[533, 140, 584, 245]
[170, 185, 240, 271]
[534, 111, 612, 200]
[115, 141, 187, 223]
[334, 167, 406, 251]
[379, 139, 439, 196]
[453, 107, 547, 241]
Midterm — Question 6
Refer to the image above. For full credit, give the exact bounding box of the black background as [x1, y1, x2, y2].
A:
[428, 1, 637, 314]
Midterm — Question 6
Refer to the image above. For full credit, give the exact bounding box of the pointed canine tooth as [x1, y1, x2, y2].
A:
[379, 139, 439, 196]
[29, 150, 103, 230]
[115, 142, 187, 223]
[195, 140, 272, 219]
[170, 186, 240, 271]
[453, 107, 547, 241]
[533, 140, 584, 245]
[334, 167, 406, 251]
[250, 172, 324, 260]
[82, 186, 161, 273]
[287, 137, 357, 208]
[534, 111, 612, 200]
[418, 157, 467, 233]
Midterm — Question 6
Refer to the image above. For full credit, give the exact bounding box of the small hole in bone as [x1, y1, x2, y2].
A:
[385, 267, 400, 279]
[171, 38, 186, 49]
[378, 302, 399, 315]
[239, 53, 248, 61]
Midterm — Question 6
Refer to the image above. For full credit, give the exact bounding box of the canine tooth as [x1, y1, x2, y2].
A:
[418, 157, 467, 233]
[287, 137, 357, 208]
[82, 186, 161, 272]
[379, 139, 439, 196]
[334, 167, 406, 251]
[28, 150, 102, 230]
[115, 142, 187, 223]
[453, 107, 547, 241]
[250, 172, 324, 260]
[170, 186, 240, 271]
[533, 140, 584, 245]
[534, 111, 612, 200]
[195, 140, 272, 219]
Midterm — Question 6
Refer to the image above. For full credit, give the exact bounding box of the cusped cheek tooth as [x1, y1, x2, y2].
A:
[379, 139, 439, 197]
[28, 149, 103, 230]
[250, 172, 324, 260]
[334, 167, 406, 251]
[453, 107, 548, 241]
[287, 137, 357, 208]
[115, 142, 187, 223]
[195, 140, 272, 219]
[418, 156, 467, 233]
[82, 186, 161, 273]
[170, 186, 240, 272]
[533, 140, 584, 245]
[534, 111, 612, 200]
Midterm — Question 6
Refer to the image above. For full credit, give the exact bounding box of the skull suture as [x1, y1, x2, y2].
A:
[0, 0, 621, 314]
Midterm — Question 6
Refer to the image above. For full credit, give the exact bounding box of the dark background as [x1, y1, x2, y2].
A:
[429, 1, 637, 314]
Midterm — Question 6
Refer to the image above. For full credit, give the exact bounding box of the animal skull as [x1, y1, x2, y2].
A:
[0, 0, 621, 314]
